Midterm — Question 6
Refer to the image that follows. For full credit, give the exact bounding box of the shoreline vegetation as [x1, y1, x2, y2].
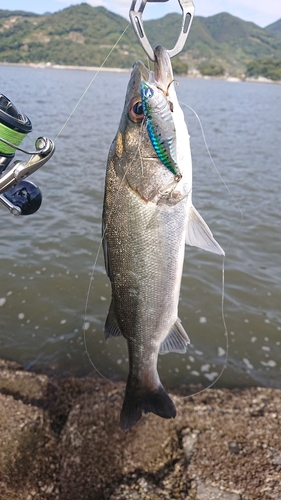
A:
[0, 358, 280, 500]
[1, 5, 281, 82]
[1, 61, 280, 85]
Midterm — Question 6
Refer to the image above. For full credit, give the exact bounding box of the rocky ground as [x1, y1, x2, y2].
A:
[0, 359, 280, 500]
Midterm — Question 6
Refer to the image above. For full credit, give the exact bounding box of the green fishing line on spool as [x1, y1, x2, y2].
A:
[0, 93, 32, 160]
[0, 121, 28, 155]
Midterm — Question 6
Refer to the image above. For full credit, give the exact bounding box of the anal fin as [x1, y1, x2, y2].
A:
[104, 298, 122, 340]
[159, 318, 190, 355]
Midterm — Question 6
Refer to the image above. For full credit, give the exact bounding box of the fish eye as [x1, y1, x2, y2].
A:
[128, 97, 144, 123]
[133, 101, 143, 115]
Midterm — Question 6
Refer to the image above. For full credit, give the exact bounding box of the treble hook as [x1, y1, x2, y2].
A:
[129, 0, 195, 61]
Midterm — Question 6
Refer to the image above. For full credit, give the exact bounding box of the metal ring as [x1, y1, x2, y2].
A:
[129, 0, 195, 61]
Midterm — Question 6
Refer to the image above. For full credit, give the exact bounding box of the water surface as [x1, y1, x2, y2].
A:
[0, 65, 280, 389]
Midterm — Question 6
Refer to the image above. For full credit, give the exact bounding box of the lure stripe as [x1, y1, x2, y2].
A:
[140, 82, 179, 176]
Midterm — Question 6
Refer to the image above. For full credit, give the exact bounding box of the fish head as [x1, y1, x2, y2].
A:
[110, 60, 179, 202]
[154, 45, 192, 195]
[109, 53, 191, 203]
[117, 59, 151, 153]
[111, 60, 153, 163]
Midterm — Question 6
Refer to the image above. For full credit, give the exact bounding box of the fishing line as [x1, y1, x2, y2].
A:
[180, 102, 244, 250]
[37, 23, 130, 381]
[54, 23, 130, 142]
[64, 41, 237, 394]
[82, 236, 119, 385]
[177, 101, 243, 399]
[0, 122, 28, 155]
[182, 255, 228, 399]
[83, 122, 146, 384]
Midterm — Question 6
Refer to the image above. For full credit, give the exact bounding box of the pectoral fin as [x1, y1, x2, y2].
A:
[102, 219, 113, 280]
[159, 318, 190, 355]
[185, 205, 225, 256]
[104, 299, 122, 340]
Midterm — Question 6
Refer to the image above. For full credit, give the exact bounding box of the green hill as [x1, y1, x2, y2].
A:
[265, 18, 281, 40]
[0, 4, 281, 77]
[169, 13, 281, 75]
[0, 5, 141, 67]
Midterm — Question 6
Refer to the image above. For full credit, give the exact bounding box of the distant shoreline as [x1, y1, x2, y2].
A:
[1, 61, 280, 84]
[0, 61, 130, 73]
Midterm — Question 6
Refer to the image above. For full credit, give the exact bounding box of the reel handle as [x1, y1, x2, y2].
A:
[0, 180, 42, 216]
[0, 136, 54, 216]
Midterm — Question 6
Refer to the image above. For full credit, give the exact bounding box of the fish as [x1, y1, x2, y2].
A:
[102, 44, 224, 431]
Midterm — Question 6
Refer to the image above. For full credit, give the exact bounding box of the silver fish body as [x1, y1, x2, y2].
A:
[102, 46, 224, 431]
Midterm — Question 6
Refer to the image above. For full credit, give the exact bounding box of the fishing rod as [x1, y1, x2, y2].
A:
[0, 93, 54, 216]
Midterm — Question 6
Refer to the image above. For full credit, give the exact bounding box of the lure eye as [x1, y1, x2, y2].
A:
[128, 97, 144, 123]
[144, 87, 154, 98]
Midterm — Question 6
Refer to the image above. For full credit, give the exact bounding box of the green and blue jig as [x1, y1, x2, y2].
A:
[140, 81, 180, 177]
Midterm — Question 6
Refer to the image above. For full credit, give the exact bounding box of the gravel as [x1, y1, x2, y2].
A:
[0, 359, 280, 500]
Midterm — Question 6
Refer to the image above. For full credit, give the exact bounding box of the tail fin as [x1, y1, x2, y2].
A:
[120, 380, 176, 431]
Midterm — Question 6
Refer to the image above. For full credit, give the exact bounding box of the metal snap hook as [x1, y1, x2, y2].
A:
[129, 0, 195, 61]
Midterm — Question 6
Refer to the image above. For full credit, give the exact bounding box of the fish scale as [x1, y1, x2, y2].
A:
[104, 131, 187, 428]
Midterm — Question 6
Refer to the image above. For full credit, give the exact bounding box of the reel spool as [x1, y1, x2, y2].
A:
[0, 93, 47, 215]
[0, 93, 32, 173]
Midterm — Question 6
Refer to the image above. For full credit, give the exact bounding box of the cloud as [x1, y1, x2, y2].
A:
[105, 0, 280, 26]
[55, 0, 104, 6]
[194, 0, 280, 26]
[55, 0, 129, 18]
[91, 0, 130, 18]
[85, 0, 108, 6]
[54, 0, 280, 26]
[56, 0, 105, 7]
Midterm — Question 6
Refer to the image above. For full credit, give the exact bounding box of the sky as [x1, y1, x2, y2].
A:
[1, 0, 280, 28]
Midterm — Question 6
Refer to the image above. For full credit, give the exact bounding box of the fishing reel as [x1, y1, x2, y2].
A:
[0, 93, 55, 216]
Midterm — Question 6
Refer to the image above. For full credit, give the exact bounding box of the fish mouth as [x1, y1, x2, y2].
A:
[128, 48, 174, 98]
[130, 60, 150, 88]
[125, 60, 150, 106]
[134, 60, 150, 81]
[153, 44, 174, 93]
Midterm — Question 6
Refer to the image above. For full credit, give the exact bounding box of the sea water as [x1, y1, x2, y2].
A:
[0, 65, 280, 388]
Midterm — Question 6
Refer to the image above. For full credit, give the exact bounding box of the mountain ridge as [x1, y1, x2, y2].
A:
[265, 18, 281, 40]
[0, 4, 280, 77]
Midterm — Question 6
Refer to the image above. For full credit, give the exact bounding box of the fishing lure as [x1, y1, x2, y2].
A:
[140, 81, 181, 177]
